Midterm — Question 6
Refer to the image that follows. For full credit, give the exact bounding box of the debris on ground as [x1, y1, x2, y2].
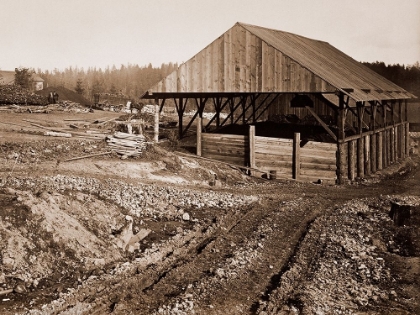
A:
[106, 132, 149, 159]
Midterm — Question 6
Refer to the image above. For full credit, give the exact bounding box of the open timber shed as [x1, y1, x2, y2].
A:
[142, 22, 416, 184]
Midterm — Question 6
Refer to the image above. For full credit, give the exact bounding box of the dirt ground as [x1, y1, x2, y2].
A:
[0, 107, 419, 315]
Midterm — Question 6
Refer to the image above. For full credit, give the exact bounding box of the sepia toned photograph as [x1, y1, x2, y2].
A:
[1, 0, 419, 314]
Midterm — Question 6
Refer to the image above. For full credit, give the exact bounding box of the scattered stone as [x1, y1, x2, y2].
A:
[182, 212, 190, 221]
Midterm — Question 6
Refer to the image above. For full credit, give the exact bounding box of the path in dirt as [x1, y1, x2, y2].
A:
[18, 156, 420, 315]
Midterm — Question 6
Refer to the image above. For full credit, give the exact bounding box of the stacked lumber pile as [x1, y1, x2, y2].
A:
[106, 132, 148, 159]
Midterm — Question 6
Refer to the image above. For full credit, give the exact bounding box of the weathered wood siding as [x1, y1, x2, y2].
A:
[254, 136, 293, 178]
[201, 133, 249, 166]
[342, 122, 409, 181]
[299, 141, 337, 182]
[266, 94, 336, 121]
[150, 24, 336, 94]
[202, 131, 338, 183]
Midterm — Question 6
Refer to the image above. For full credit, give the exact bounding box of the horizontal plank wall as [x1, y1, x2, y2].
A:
[201, 133, 249, 166]
[201, 130, 338, 183]
[254, 136, 294, 178]
[299, 141, 337, 182]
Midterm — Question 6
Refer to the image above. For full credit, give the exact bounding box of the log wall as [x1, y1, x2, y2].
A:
[202, 131, 337, 183]
[341, 122, 409, 181]
[202, 122, 409, 184]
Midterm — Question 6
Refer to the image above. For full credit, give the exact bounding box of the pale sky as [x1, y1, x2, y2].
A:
[1, 0, 419, 72]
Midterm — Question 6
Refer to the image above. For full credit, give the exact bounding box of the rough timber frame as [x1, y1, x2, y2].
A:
[142, 22, 415, 184]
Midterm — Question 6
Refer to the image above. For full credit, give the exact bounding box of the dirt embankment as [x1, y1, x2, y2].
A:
[0, 111, 419, 314]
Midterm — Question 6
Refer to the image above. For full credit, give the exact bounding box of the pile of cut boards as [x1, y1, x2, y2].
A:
[106, 132, 149, 159]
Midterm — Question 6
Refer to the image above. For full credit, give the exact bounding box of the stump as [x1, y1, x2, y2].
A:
[389, 202, 412, 226]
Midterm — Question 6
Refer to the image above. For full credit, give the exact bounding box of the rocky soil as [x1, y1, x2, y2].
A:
[0, 111, 419, 315]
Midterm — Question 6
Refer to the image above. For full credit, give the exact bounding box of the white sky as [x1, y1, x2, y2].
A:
[1, 0, 419, 72]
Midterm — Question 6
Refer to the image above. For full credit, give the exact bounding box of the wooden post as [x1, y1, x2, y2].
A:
[337, 93, 346, 184]
[401, 124, 405, 159]
[377, 132, 383, 170]
[390, 127, 395, 163]
[196, 117, 202, 156]
[406, 122, 410, 156]
[176, 98, 185, 139]
[356, 103, 364, 178]
[348, 140, 356, 181]
[357, 137, 364, 178]
[154, 99, 159, 143]
[371, 133, 377, 173]
[364, 135, 371, 176]
[249, 125, 256, 173]
[385, 129, 391, 167]
[398, 100, 403, 159]
[293, 132, 301, 180]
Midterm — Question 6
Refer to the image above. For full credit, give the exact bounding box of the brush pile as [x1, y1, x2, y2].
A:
[106, 132, 149, 159]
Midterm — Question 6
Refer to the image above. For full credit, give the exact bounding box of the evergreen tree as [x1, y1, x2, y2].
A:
[14, 67, 34, 89]
[75, 78, 85, 95]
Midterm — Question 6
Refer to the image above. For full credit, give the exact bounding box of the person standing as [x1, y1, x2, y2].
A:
[48, 91, 54, 104]
[53, 91, 59, 103]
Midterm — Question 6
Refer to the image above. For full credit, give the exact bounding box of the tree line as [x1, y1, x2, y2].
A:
[361, 61, 420, 98]
[33, 61, 420, 101]
[36, 63, 178, 101]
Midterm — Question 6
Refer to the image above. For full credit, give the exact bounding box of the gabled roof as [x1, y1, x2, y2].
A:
[0, 70, 44, 84]
[143, 22, 414, 102]
[0, 70, 16, 85]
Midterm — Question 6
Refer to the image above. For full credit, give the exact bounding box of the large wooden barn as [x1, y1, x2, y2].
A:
[142, 22, 416, 184]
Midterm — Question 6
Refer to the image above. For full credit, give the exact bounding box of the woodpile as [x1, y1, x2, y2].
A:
[106, 132, 149, 159]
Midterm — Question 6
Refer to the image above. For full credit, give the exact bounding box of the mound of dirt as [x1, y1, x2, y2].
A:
[36, 87, 93, 106]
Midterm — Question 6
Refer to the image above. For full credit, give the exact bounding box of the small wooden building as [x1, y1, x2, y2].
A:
[142, 22, 416, 184]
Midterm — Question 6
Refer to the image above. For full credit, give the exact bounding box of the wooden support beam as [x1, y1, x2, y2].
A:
[305, 106, 337, 141]
[249, 125, 256, 171]
[233, 95, 250, 125]
[371, 133, 377, 173]
[181, 97, 207, 137]
[154, 99, 159, 143]
[347, 106, 369, 130]
[175, 97, 188, 139]
[255, 94, 279, 122]
[348, 140, 356, 180]
[245, 94, 270, 124]
[213, 97, 222, 127]
[357, 136, 364, 178]
[337, 92, 346, 184]
[158, 98, 166, 113]
[377, 132, 383, 170]
[293, 132, 301, 180]
[405, 121, 410, 157]
[220, 96, 245, 127]
[196, 117, 202, 156]
[205, 98, 231, 130]
[364, 135, 371, 176]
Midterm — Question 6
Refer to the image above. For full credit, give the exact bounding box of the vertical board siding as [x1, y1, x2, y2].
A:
[150, 24, 335, 94]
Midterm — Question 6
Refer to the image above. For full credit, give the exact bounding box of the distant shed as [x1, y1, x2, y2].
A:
[142, 22, 416, 184]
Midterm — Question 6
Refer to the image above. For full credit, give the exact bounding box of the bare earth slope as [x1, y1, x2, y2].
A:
[0, 110, 419, 315]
